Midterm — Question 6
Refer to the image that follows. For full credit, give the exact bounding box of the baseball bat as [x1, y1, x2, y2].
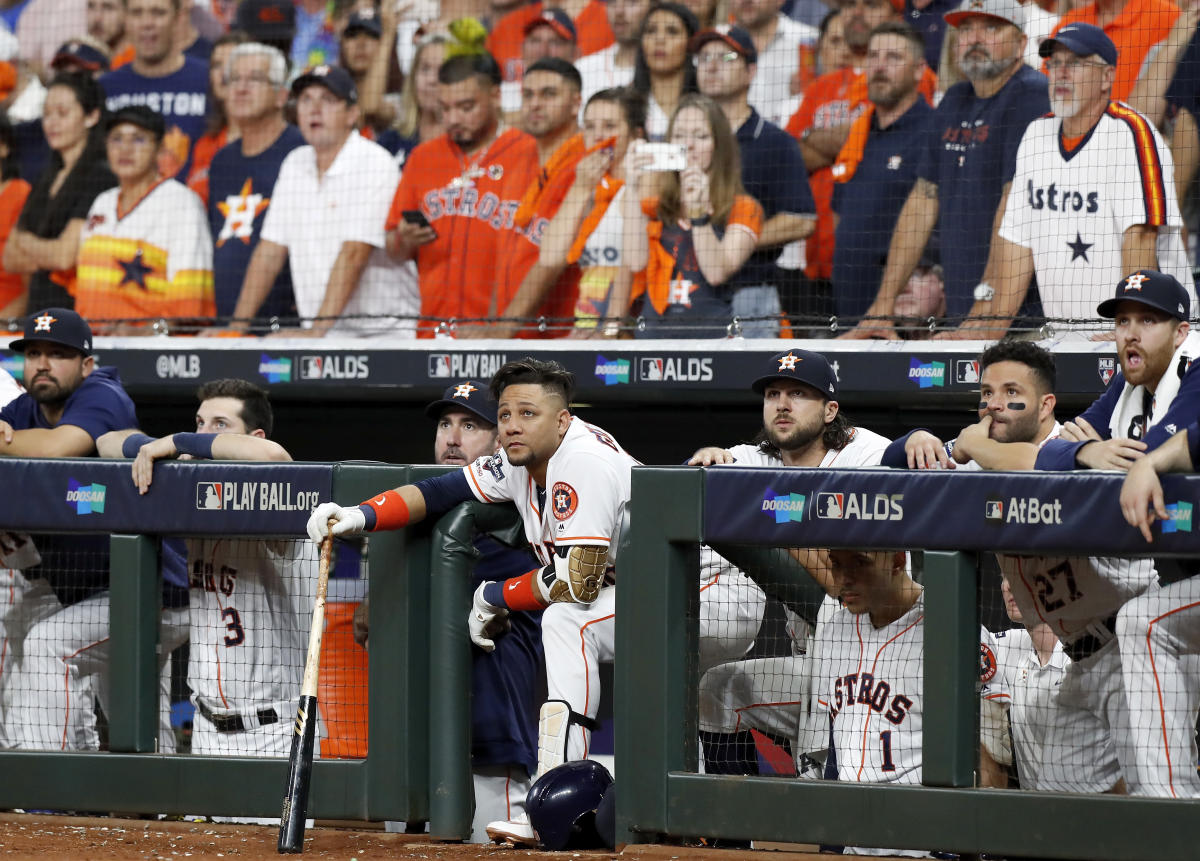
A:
[277, 528, 333, 854]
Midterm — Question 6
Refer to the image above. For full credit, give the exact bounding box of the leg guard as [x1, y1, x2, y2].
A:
[537, 699, 600, 777]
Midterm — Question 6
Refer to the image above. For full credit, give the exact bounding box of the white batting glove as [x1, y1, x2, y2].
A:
[307, 502, 367, 543]
[469, 582, 509, 652]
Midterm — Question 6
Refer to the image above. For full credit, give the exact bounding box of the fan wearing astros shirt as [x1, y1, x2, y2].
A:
[75, 105, 214, 332]
[386, 49, 539, 337]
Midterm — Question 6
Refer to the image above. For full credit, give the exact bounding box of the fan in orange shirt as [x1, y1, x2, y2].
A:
[386, 52, 539, 337]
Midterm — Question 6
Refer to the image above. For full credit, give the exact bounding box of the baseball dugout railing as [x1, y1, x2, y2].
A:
[0, 457, 491, 837]
[616, 466, 1200, 861]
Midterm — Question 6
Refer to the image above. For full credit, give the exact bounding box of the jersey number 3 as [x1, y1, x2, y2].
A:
[222, 607, 246, 646]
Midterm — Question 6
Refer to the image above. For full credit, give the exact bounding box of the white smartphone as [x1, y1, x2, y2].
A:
[638, 141, 687, 172]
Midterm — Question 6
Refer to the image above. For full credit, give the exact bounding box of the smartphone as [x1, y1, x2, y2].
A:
[638, 141, 687, 172]
[402, 209, 437, 239]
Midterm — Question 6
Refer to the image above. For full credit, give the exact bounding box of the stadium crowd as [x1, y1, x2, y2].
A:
[0, 0, 1191, 338]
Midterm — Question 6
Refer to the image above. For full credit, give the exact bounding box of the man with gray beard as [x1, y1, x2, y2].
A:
[841, 0, 1049, 339]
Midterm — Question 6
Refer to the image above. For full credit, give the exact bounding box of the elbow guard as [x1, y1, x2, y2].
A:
[539, 544, 609, 604]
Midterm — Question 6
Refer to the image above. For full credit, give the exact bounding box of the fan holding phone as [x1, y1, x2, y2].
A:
[623, 93, 762, 338]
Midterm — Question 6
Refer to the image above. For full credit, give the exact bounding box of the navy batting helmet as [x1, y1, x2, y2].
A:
[527, 761, 614, 850]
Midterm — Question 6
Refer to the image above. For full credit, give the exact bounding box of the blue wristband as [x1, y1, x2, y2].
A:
[121, 433, 157, 458]
[358, 503, 378, 531]
[483, 580, 507, 608]
[172, 432, 216, 459]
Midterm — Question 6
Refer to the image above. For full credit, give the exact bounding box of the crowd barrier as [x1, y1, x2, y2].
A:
[616, 466, 1200, 860]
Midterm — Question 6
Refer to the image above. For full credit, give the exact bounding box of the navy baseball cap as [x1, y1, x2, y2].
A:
[236, 0, 296, 42]
[344, 8, 383, 38]
[106, 105, 165, 139]
[1039, 22, 1117, 66]
[524, 8, 578, 43]
[292, 64, 359, 103]
[425, 380, 498, 425]
[1098, 270, 1191, 320]
[690, 25, 757, 64]
[751, 349, 838, 398]
[9, 308, 93, 356]
[51, 40, 110, 73]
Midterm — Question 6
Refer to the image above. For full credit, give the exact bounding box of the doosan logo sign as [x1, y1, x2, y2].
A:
[908, 358, 945, 388]
[1163, 502, 1193, 533]
[761, 489, 805, 524]
[66, 479, 106, 515]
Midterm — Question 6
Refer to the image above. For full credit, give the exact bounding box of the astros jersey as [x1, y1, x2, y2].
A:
[726, 425, 891, 469]
[387, 129, 539, 336]
[1000, 103, 1194, 326]
[76, 179, 214, 324]
[101, 58, 209, 180]
[462, 416, 636, 572]
[818, 595, 1008, 788]
[997, 554, 1156, 646]
[185, 537, 317, 713]
[992, 626, 1069, 790]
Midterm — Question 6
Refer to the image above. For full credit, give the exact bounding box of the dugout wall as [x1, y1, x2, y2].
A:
[0, 458, 482, 833]
[616, 466, 1200, 860]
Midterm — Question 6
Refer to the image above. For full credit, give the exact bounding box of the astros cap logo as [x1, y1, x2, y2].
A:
[33, 313, 57, 332]
[452, 383, 477, 398]
[777, 352, 800, 371]
[1123, 272, 1149, 292]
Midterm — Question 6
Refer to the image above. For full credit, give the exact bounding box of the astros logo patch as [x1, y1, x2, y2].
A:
[1123, 272, 1149, 291]
[33, 313, 56, 332]
[453, 382, 477, 398]
[777, 352, 799, 371]
[551, 481, 578, 521]
[979, 643, 998, 684]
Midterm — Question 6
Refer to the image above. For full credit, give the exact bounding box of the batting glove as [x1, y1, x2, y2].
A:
[307, 502, 366, 543]
[469, 582, 510, 652]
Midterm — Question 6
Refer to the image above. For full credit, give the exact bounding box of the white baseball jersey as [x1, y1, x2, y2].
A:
[999, 102, 1195, 327]
[0, 367, 20, 405]
[463, 416, 636, 571]
[817, 593, 1009, 785]
[992, 626, 1069, 790]
[185, 537, 317, 713]
[725, 425, 891, 469]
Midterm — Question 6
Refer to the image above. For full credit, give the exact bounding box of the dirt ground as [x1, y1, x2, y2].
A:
[0, 814, 840, 861]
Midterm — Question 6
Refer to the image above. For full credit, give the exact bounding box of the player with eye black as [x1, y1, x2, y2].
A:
[883, 339, 1156, 793]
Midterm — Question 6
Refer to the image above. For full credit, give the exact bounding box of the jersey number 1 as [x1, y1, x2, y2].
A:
[879, 731, 896, 772]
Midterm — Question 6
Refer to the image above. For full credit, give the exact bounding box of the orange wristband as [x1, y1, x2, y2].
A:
[498, 569, 550, 611]
[361, 490, 410, 531]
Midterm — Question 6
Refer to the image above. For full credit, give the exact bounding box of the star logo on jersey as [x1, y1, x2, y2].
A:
[33, 313, 57, 332]
[551, 481, 578, 521]
[1123, 272, 1149, 292]
[118, 248, 152, 290]
[777, 353, 800, 371]
[452, 383, 477, 398]
[1066, 232, 1093, 262]
[216, 178, 270, 247]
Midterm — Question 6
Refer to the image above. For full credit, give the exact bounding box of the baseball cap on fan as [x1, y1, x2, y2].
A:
[292, 64, 359, 104]
[690, 25, 757, 64]
[9, 308, 93, 356]
[1097, 270, 1191, 321]
[1039, 22, 1118, 66]
[751, 349, 838, 398]
[425, 380, 499, 425]
[524, 8, 578, 43]
[944, 0, 1026, 30]
[237, 0, 297, 42]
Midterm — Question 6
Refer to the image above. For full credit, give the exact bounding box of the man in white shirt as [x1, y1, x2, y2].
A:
[229, 64, 417, 336]
[575, 0, 649, 116]
[731, 0, 817, 127]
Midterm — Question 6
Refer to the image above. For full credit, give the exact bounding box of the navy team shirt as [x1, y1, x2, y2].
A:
[832, 99, 932, 318]
[0, 366, 138, 605]
[208, 125, 305, 323]
[918, 64, 1049, 317]
[734, 108, 815, 290]
[101, 57, 210, 181]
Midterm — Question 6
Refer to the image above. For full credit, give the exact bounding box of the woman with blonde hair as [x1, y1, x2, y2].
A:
[379, 32, 450, 164]
[624, 92, 761, 338]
